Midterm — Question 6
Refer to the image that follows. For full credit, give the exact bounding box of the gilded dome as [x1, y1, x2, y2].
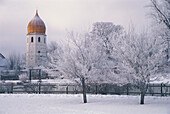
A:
[27, 10, 46, 34]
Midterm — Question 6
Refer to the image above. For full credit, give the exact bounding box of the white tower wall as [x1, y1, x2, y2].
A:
[26, 34, 47, 68]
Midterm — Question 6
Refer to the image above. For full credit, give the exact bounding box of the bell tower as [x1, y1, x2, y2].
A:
[26, 10, 47, 68]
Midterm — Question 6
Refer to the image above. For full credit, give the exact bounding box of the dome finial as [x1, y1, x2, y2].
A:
[36, 9, 39, 16]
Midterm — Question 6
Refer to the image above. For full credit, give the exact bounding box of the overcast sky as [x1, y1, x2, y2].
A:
[0, 0, 151, 57]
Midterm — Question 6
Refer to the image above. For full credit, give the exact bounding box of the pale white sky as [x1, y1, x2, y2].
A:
[0, 0, 151, 57]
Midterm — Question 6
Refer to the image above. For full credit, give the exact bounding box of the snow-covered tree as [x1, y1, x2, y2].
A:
[111, 27, 165, 104]
[89, 22, 125, 83]
[40, 41, 64, 79]
[91, 22, 124, 55]
[150, 0, 170, 66]
[7, 53, 24, 72]
[150, 0, 170, 30]
[58, 22, 126, 103]
[57, 22, 165, 105]
[59, 31, 103, 103]
[47, 41, 63, 69]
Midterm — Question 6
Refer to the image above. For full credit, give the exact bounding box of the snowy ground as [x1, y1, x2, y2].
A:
[0, 94, 170, 114]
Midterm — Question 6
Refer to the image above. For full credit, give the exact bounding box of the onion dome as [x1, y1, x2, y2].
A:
[27, 10, 46, 34]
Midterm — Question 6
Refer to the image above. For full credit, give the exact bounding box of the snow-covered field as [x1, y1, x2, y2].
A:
[0, 94, 170, 114]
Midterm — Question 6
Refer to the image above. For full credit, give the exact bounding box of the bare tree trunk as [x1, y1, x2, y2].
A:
[140, 91, 145, 104]
[167, 39, 170, 66]
[82, 77, 87, 103]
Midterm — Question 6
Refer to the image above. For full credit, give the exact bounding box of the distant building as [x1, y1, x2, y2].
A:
[0, 53, 7, 73]
[0, 53, 19, 80]
[26, 10, 47, 68]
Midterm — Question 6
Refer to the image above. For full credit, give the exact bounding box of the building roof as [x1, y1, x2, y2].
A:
[0, 53, 7, 67]
[0, 53, 5, 59]
[27, 10, 46, 35]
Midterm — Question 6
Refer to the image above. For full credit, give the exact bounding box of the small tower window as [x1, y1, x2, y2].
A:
[38, 37, 40, 42]
[31, 37, 33, 42]
[38, 51, 40, 53]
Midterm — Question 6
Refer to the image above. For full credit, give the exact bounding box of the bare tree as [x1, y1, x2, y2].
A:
[89, 22, 125, 83]
[111, 27, 165, 104]
[150, 0, 170, 66]
[7, 53, 23, 72]
[47, 41, 63, 68]
[59, 31, 102, 103]
[91, 22, 124, 55]
[59, 23, 124, 102]
[48, 41, 59, 53]
[150, 0, 170, 29]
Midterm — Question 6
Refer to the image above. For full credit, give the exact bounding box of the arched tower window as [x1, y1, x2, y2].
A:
[38, 37, 40, 42]
[31, 37, 33, 42]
